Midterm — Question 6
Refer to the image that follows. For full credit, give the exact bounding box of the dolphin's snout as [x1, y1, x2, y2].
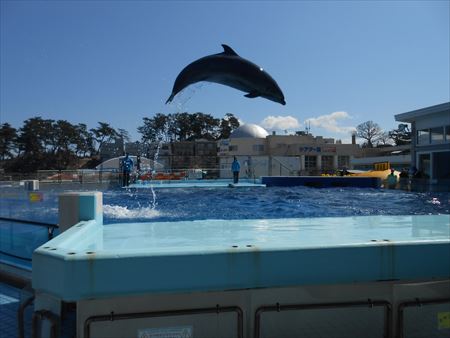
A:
[277, 97, 286, 105]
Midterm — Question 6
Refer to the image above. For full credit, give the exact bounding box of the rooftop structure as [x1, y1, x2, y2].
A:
[230, 124, 269, 139]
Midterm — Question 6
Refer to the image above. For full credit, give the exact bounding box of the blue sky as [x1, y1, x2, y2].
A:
[1, 0, 449, 142]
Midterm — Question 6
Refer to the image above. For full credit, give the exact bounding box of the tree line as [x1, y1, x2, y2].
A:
[138, 112, 239, 143]
[355, 121, 411, 148]
[0, 112, 240, 172]
[1, 114, 410, 173]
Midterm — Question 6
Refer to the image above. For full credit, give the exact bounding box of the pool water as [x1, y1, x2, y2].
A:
[0, 185, 449, 267]
[103, 186, 449, 222]
[2, 185, 449, 224]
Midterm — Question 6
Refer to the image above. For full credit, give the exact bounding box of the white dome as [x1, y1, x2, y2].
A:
[230, 124, 269, 139]
[95, 156, 164, 170]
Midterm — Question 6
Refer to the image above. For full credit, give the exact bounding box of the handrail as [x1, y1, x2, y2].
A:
[271, 156, 296, 175]
[0, 217, 58, 229]
[254, 299, 392, 338]
[0, 217, 58, 241]
[396, 297, 450, 338]
[18, 295, 35, 338]
[84, 305, 243, 338]
[0, 250, 32, 262]
[0, 266, 31, 288]
[32, 310, 60, 338]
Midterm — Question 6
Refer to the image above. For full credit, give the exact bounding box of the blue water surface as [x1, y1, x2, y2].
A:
[103, 186, 450, 222]
[0, 184, 449, 267]
[1, 185, 449, 224]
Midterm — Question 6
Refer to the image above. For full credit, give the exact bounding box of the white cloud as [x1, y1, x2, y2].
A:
[305, 111, 356, 134]
[260, 115, 300, 131]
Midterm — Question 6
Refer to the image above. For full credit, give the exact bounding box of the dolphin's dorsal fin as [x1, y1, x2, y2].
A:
[221, 44, 238, 56]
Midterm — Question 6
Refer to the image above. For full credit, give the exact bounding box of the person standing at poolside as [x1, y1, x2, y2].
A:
[399, 168, 409, 190]
[386, 168, 398, 189]
[122, 153, 134, 187]
[136, 155, 141, 172]
[231, 156, 241, 184]
[136, 154, 142, 180]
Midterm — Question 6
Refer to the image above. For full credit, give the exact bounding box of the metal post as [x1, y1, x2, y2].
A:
[18, 295, 34, 338]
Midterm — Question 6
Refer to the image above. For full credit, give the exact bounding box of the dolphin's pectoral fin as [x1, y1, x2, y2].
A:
[221, 44, 239, 56]
[244, 91, 260, 98]
[165, 93, 175, 104]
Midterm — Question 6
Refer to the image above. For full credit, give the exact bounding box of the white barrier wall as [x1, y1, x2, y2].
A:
[58, 192, 103, 232]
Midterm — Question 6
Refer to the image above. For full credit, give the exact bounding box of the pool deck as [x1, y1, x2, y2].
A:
[128, 179, 266, 189]
[261, 175, 381, 188]
[32, 214, 450, 301]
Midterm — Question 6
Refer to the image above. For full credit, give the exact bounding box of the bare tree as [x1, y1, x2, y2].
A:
[355, 121, 383, 148]
[378, 132, 395, 147]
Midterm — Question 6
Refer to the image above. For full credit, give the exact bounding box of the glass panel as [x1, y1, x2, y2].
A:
[305, 156, 317, 170]
[0, 220, 49, 269]
[430, 127, 444, 143]
[338, 156, 350, 168]
[433, 151, 450, 179]
[417, 129, 429, 145]
[252, 145, 264, 152]
[418, 153, 431, 178]
[446, 125, 450, 142]
[321, 155, 334, 170]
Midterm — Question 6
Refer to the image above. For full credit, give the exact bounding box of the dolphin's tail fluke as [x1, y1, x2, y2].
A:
[165, 93, 175, 104]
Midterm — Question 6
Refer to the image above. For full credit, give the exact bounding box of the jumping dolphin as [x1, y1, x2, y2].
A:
[166, 44, 286, 105]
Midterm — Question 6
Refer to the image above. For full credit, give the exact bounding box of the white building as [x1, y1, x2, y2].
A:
[395, 102, 450, 183]
[219, 124, 361, 178]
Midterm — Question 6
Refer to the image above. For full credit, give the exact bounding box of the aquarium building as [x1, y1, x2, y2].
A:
[395, 102, 450, 183]
[219, 124, 361, 178]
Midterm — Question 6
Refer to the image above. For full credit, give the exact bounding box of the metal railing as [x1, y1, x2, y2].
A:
[271, 157, 297, 176]
[396, 297, 450, 338]
[32, 310, 60, 338]
[0, 217, 58, 240]
[37, 169, 120, 184]
[84, 305, 243, 338]
[0, 217, 58, 262]
[254, 299, 392, 338]
[18, 295, 35, 338]
[32, 168, 225, 184]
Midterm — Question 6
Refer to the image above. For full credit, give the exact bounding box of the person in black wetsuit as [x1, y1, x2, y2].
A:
[121, 154, 134, 187]
[231, 156, 241, 184]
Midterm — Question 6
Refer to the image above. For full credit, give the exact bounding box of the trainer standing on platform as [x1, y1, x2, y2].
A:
[122, 153, 134, 187]
[231, 156, 241, 184]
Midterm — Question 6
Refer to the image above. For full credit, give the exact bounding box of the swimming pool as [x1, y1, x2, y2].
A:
[2, 184, 449, 337]
[30, 191, 449, 338]
[105, 186, 449, 222]
[2, 185, 448, 224]
[1, 184, 449, 267]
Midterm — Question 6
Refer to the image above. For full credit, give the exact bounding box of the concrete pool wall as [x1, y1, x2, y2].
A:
[32, 192, 450, 338]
